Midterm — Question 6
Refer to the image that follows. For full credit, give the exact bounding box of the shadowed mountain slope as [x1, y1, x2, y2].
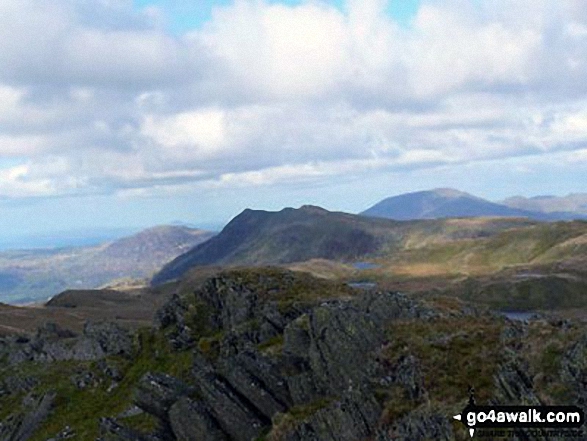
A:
[153, 206, 383, 285]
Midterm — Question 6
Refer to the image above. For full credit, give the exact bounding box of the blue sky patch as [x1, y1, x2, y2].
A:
[387, 0, 420, 27]
[134, 0, 421, 34]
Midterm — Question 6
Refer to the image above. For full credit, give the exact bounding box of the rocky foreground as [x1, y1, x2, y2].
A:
[0, 267, 586, 440]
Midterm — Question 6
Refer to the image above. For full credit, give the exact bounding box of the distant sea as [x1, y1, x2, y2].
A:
[0, 227, 139, 250]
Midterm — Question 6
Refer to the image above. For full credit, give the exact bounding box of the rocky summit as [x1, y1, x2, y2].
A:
[0, 267, 586, 440]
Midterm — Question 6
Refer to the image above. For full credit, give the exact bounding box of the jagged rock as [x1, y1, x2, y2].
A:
[194, 273, 308, 338]
[561, 332, 587, 407]
[190, 354, 269, 441]
[155, 295, 194, 350]
[285, 371, 322, 406]
[6, 321, 132, 364]
[6, 336, 74, 364]
[0, 375, 38, 397]
[277, 390, 381, 441]
[493, 358, 541, 405]
[169, 397, 228, 441]
[71, 370, 98, 389]
[283, 315, 311, 361]
[216, 350, 291, 419]
[197, 275, 261, 331]
[258, 304, 291, 342]
[387, 355, 427, 401]
[281, 315, 321, 402]
[134, 373, 194, 421]
[0, 392, 55, 441]
[500, 322, 527, 349]
[306, 302, 382, 396]
[281, 294, 431, 407]
[168, 325, 195, 351]
[7, 268, 563, 441]
[155, 294, 188, 329]
[377, 408, 454, 441]
[80, 322, 133, 358]
[36, 323, 77, 340]
[97, 360, 124, 382]
[357, 291, 436, 325]
[98, 418, 159, 441]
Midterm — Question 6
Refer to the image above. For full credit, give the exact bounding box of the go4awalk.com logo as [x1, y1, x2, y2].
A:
[453, 391, 584, 438]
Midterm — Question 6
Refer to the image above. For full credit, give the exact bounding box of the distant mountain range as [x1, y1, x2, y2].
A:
[4, 187, 587, 302]
[152, 205, 538, 285]
[361, 188, 587, 221]
[4, 205, 587, 441]
[0, 225, 215, 303]
[502, 193, 587, 215]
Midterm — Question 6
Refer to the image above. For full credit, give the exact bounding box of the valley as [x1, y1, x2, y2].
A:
[0, 226, 215, 304]
[1, 191, 587, 440]
[153, 205, 587, 315]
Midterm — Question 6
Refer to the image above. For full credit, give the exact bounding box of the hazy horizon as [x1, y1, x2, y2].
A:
[2, 185, 587, 250]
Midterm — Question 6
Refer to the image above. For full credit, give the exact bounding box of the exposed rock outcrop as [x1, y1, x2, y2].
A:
[3, 268, 587, 441]
[376, 408, 454, 441]
[130, 275, 443, 441]
[4, 321, 132, 365]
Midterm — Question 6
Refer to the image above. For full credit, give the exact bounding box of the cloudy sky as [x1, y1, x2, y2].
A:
[1, 0, 587, 240]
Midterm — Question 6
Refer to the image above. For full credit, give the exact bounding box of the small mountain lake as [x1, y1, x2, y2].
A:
[352, 262, 381, 270]
[513, 272, 546, 280]
[499, 311, 536, 321]
[347, 282, 377, 289]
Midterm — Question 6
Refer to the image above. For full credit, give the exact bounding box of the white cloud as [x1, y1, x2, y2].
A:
[0, 135, 48, 157]
[552, 110, 587, 135]
[141, 109, 227, 159]
[0, 86, 24, 109]
[405, 4, 541, 98]
[200, 1, 351, 99]
[0, 159, 83, 197]
[0, 164, 53, 197]
[0, 0, 587, 199]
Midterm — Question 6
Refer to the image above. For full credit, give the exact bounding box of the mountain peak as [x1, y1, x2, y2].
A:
[361, 188, 547, 221]
[298, 205, 328, 214]
[152, 206, 378, 285]
[431, 188, 470, 198]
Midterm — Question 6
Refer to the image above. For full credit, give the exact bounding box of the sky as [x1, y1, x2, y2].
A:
[1, 0, 587, 240]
